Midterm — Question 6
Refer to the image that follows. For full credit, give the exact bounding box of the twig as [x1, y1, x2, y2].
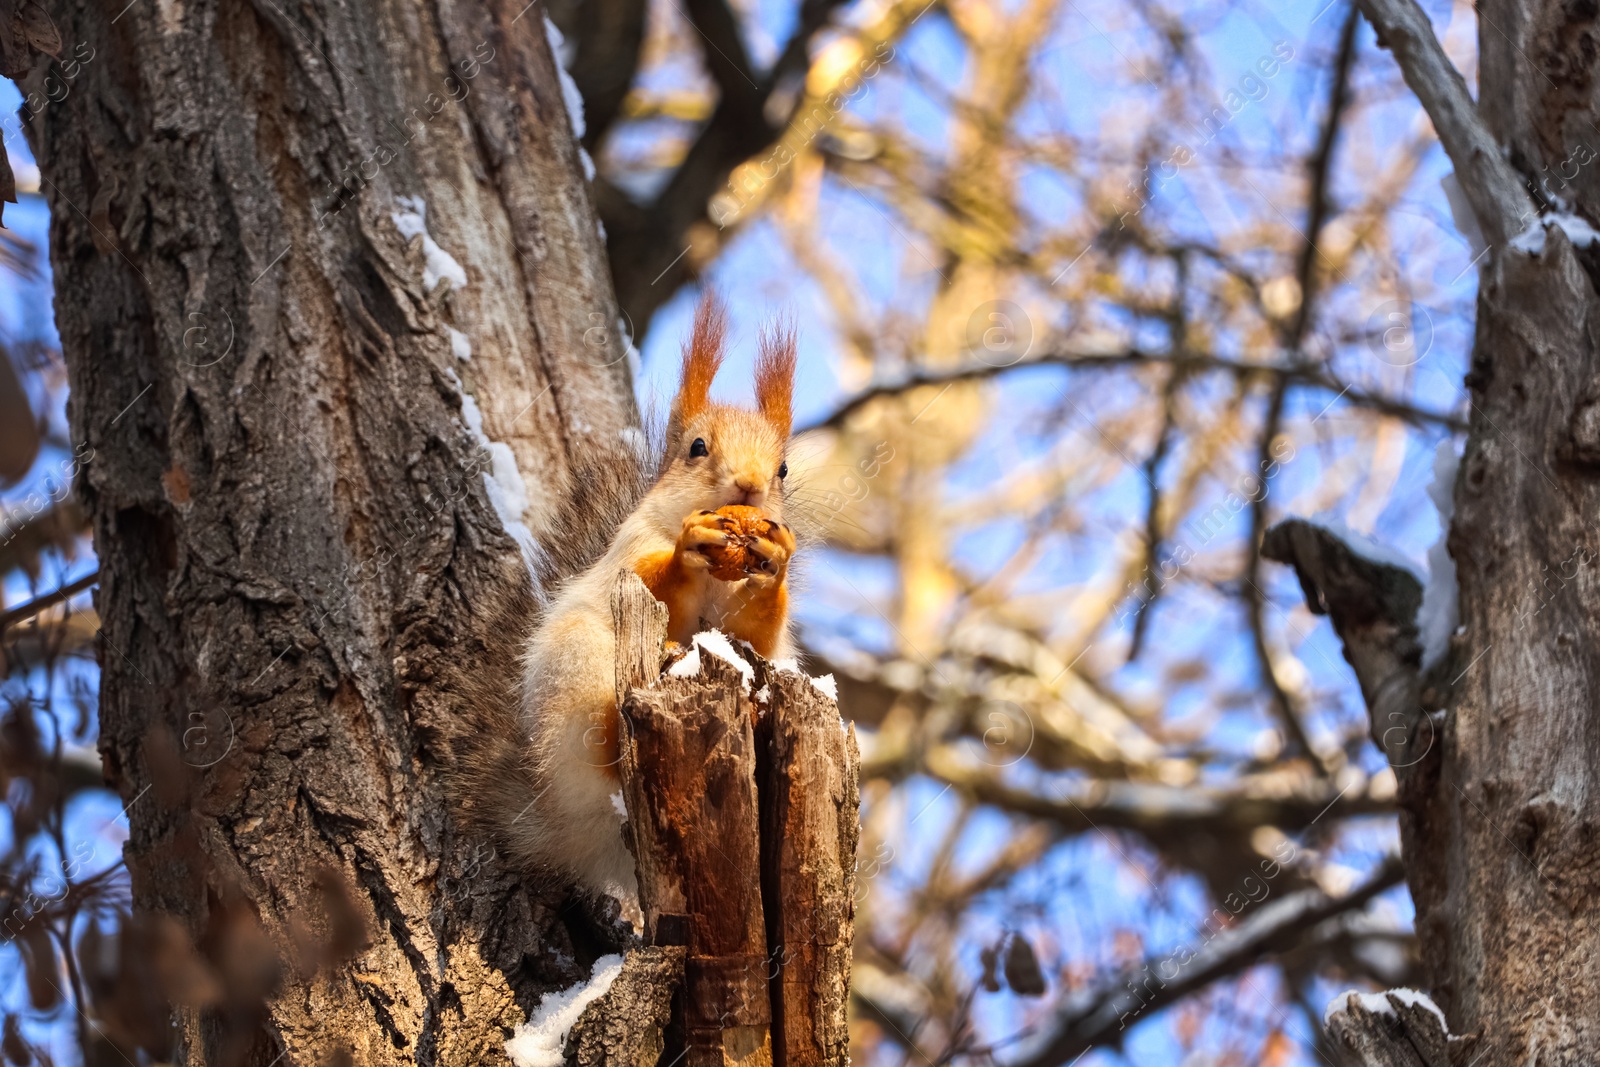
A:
[0, 570, 99, 633]
[1129, 255, 1189, 661]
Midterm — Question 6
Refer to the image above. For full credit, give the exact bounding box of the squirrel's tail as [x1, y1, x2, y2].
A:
[446, 424, 660, 876]
[528, 424, 662, 609]
[445, 565, 543, 862]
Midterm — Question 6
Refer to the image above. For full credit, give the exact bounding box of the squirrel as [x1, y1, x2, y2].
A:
[454, 295, 800, 903]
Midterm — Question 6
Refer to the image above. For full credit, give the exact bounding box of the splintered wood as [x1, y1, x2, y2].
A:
[758, 657, 859, 1065]
[607, 572, 859, 1067]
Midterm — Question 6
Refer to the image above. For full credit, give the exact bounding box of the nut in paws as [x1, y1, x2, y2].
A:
[701, 504, 790, 581]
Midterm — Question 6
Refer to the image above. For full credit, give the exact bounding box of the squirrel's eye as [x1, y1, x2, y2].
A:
[778, 461, 788, 479]
[689, 438, 709, 458]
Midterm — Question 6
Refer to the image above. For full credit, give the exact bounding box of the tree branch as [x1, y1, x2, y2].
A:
[795, 350, 1465, 437]
[922, 748, 1395, 840]
[1353, 0, 1533, 245]
[990, 856, 1406, 1067]
[1247, 6, 1360, 772]
[682, 0, 763, 112]
[601, 0, 903, 339]
[1261, 520, 1426, 774]
[0, 570, 98, 633]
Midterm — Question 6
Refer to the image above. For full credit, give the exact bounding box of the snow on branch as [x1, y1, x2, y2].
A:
[1324, 986, 1475, 1066]
[1262, 519, 1430, 774]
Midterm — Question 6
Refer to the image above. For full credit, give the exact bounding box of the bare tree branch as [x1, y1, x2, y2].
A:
[602, 0, 861, 337]
[795, 350, 1465, 436]
[1247, 6, 1360, 773]
[0, 570, 97, 633]
[1261, 520, 1426, 774]
[1006, 856, 1406, 1067]
[1353, 0, 1533, 245]
[922, 748, 1395, 840]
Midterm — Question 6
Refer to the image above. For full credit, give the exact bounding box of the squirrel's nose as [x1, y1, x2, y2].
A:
[734, 476, 765, 503]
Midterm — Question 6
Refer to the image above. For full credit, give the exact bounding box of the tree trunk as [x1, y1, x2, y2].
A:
[1269, 1, 1600, 1061]
[1422, 0, 1600, 1057]
[15, 0, 640, 1059]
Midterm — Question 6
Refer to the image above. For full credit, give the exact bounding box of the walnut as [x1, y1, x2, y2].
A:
[704, 505, 775, 581]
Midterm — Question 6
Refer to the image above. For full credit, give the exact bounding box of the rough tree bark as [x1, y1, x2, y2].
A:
[1269, 0, 1600, 1060]
[10, 0, 648, 1059]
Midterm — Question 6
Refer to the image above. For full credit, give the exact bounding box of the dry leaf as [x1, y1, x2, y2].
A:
[1003, 931, 1046, 996]
[0, 349, 39, 486]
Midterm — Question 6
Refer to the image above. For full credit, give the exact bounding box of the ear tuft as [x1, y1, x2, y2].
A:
[674, 291, 727, 427]
[755, 318, 797, 437]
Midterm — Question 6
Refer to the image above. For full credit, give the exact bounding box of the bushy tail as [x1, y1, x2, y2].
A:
[446, 426, 660, 874]
[528, 430, 660, 610]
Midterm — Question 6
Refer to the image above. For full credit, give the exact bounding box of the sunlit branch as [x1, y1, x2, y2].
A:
[1353, 0, 1533, 245]
[1007, 855, 1406, 1067]
[796, 350, 1465, 436]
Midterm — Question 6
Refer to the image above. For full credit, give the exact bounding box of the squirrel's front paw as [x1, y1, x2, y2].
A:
[742, 520, 796, 586]
[676, 509, 729, 571]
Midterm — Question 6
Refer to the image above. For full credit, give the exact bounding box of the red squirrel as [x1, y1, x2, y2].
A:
[477, 296, 799, 902]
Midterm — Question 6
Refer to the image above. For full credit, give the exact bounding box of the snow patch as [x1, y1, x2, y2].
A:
[579, 146, 596, 182]
[1510, 212, 1600, 256]
[1306, 516, 1424, 581]
[773, 658, 840, 701]
[543, 16, 587, 139]
[391, 196, 469, 292]
[753, 684, 770, 703]
[1418, 440, 1460, 669]
[692, 630, 754, 692]
[506, 954, 624, 1067]
[459, 393, 537, 566]
[446, 325, 473, 361]
[610, 791, 626, 818]
[667, 646, 702, 678]
[1325, 988, 1448, 1033]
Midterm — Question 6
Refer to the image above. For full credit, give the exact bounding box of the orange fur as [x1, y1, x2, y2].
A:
[725, 581, 790, 658]
[673, 293, 728, 429]
[634, 548, 705, 642]
[755, 319, 797, 436]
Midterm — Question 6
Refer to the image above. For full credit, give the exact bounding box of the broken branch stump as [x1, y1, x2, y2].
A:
[606, 572, 858, 1067]
[1323, 989, 1473, 1067]
[756, 657, 859, 1066]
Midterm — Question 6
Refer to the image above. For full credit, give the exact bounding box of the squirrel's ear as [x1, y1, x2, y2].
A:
[672, 292, 727, 429]
[755, 319, 796, 437]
